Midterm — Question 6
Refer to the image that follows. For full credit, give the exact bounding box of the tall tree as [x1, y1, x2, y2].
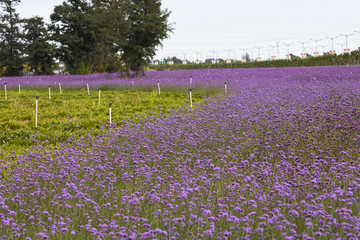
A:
[92, 0, 173, 77]
[121, 0, 173, 77]
[23, 16, 55, 75]
[49, 0, 98, 74]
[91, 0, 127, 73]
[0, 0, 24, 76]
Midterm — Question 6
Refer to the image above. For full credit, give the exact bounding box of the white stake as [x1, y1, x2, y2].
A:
[87, 83, 90, 95]
[49, 86, 51, 100]
[19, 83, 21, 95]
[225, 82, 227, 94]
[59, 82, 62, 94]
[99, 90, 101, 105]
[35, 97, 39, 127]
[157, 81, 161, 95]
[109, 103, 112, 126]
[190, 76, 193, 87]
[189, 88, 193, 111]
[132, 80, 134, 86]
[4, 83, 7, 100]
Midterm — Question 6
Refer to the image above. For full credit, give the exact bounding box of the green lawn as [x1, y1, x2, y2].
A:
[0, 86, 218, 158]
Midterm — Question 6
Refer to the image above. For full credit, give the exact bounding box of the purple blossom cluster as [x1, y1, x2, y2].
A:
[1, 66, 360, 239]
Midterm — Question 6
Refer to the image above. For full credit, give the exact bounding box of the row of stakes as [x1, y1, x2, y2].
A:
[2, 78, 228, 127]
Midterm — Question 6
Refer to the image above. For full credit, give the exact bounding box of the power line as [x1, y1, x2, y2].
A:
[340, 33, 354, 53]
[155, 29, 360, 61]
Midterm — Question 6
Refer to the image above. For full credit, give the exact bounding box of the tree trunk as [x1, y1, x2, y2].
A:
[133, 64, 144, 78]
[125, 57, 131, 78]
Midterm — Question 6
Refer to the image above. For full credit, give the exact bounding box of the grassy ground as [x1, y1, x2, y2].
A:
[0, 85, 220, 158]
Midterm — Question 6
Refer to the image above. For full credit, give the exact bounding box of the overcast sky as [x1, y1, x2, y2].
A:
[17, 0, 360, 60]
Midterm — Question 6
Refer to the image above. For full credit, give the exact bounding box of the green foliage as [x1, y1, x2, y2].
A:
[23, 16, 55, 75]
[165, 56, 183, 64]
[45, 0, 173, 76]
[49, 0, 98, 74]
[92, 0, 173, 77]
[0, 0, 24, 76]
[150, 51, 360, 71]
[120, 0, 174, 77]
[91, 0, 128, 73]
[0, 0, 173, 76]
[0, 86, 217, 158]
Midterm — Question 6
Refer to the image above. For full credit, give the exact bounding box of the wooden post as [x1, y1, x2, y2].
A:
[189, 88, 193, 111]
[35, 96, 39, 127]
[109, 103, 112, 126]
[99, 90, 101, 105]
[4, 83, 7, 100]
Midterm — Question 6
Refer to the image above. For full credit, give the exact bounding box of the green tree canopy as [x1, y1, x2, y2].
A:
[0, 0, 24, 76]
[92, 0, 173, 77]
[0, 0, 173, 76]
[120, 0, 173, 77]
[91, 0, 127, 73]
[23, 16, 55, 75]
[49, 0, 98, 74]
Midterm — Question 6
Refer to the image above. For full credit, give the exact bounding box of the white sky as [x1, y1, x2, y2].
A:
[17, 0, 360, 61]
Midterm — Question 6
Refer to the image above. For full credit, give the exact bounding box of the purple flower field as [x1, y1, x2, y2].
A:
[1, 66, 360, 239]
[0, 70, 221, 89]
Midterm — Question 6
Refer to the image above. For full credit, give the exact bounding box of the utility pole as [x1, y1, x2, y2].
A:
[269, 45, 276, 60]
[310, 39, 322, 56]
[283, 43, 293, 60]
[338, 43, 344, 54]
[239, 48, 247, 57]
[276, 41, 280, 59]
[319, 45, 328, 55]
[211, 50, 217, 60]
[340, 33, 353, 53]
[298, 41, 308, 58]
[326, 36, 338, 55]
[195, 51, 200, 60]
[226, 49, 231, 59]
[240, 48, 248, 62]
[256, 47, 262, 61]
[355, 31, 360, 51]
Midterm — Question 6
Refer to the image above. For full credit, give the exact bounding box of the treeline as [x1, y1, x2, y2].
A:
[150, 51, 360, 71]
[0, 0, 172, 77]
